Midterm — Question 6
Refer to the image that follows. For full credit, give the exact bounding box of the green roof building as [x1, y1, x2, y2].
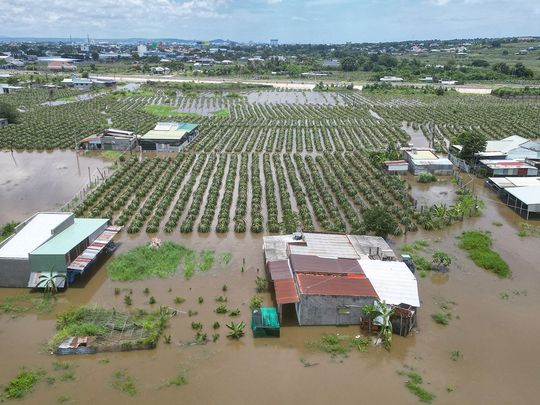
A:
[29, 218, 109, 275]
[140, 122, 199, 152]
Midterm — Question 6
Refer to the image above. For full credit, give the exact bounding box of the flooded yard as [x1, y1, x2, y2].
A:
[1, 173, 539, 404]
[0, 150, 112, 224]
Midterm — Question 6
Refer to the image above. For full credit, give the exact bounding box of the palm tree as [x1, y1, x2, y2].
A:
[226, 321, 246, 339]
[36, 271, 66, 296]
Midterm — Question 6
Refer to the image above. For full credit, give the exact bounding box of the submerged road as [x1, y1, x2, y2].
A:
[90, 73, 499, 94]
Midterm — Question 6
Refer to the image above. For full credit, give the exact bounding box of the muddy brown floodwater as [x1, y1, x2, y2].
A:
[0, 150, 112, 225]
[1, 172, 540, 404]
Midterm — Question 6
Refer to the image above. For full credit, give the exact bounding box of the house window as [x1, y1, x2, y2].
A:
[337, 307, 351, 315]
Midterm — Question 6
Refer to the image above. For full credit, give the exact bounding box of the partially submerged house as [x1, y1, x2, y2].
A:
[140, 122, 199, 152]
[478, 159, 538, 177]
[402, 147, 453, 175]
[451, 135, 540, 162]
[0, 212, 120, 288]
[79, 128, 137, 151]
[263, 233, 419, 335]
[502, 187, 540, 219]
[384, 160, 409, 173]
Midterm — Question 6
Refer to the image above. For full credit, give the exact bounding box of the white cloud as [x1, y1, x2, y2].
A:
[0, 0, 231, 36]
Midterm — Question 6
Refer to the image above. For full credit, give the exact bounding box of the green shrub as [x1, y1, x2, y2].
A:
[417, 173, 437, 183]
[431, 312, 450, 325]
[249, 295, 263, 309]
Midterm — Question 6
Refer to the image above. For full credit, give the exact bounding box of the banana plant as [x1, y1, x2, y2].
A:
[36, 271, 67, 296]
[226, 321, 246, 339]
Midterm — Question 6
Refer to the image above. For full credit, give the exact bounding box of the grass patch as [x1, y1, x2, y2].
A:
[450, 350, 463, 361]
[307, 334, 370, 357]
[0, 221, 18, 242]
[219, 252, 232, 265]
[107, 241, 192, 281]
[199, 250, 215, 271]
[401, 239, 430, 253]
[431, 311, 451, 325]
[211, 108, 230, 118]
[111, 369, 137, 396]
[397, 369, 435, 403]
[0, 294, 57, 316]
[100, 150, 124, 161]
[164, 371, 188, 387]
[143, 105, 201, 121]
[518, 222, 540, 237]
[458, 230, 510, 278]
[3, 369, 45, 399]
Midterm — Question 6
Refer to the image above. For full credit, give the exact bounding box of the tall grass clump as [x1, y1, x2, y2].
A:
[108, 241, 192, 281]
[458, 230, 510, 278]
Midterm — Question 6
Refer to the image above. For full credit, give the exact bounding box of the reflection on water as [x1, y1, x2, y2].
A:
[0, 150, 112, 224]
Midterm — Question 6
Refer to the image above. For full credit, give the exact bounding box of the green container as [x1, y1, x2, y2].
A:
[251, 307, 280, 337]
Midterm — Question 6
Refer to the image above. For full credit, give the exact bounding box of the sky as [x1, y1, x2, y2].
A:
[0, 0, 539, 44]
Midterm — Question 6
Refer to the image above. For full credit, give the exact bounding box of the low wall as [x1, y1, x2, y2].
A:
[0, 257, 31, 287]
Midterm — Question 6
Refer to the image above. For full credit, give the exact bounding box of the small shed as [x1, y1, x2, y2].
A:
[503, 186, 540, 219]
[251, 307, 280, 337]
[384, 160, 408, 173]
[0, 118, 8, 128]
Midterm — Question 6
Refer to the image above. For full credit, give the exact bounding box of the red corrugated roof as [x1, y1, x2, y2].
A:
[296, 273, 378, 297]
[274, 278, 299, 304]
[290, 254, 364, 275]
[268, 260, 292, 280]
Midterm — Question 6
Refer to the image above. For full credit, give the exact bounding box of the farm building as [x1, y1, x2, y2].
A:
[380, 76, 404, 82]
[502, 187, 540, 219]
[384, 160, 409, 173]
[486, 176, 540, 193]
[79, 128, 137, 151]
[451, 135, 540, 161]
[140, 122, 199, 152]
[0, 212, 120, 288]
[262, 233, 419, 333]
[0, 84, 23, 94]
[402, 147, 453, 175]
[61, 76, 94, 90]
[478, 160, 538, 177]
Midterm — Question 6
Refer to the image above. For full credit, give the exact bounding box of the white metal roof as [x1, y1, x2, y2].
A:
[489, 177, 540, 189]
[289, 233, 360, 259]
[505, 186, 540, 206]
[0, 213, 71, 259]
[359, 259, 420, 307]
[485, 135, 528, 154]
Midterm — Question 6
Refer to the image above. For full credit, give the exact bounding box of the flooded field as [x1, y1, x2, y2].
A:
[1, 170, 539, 404]
[246, 91, 345, 105]
[0, 150, 112, 224]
